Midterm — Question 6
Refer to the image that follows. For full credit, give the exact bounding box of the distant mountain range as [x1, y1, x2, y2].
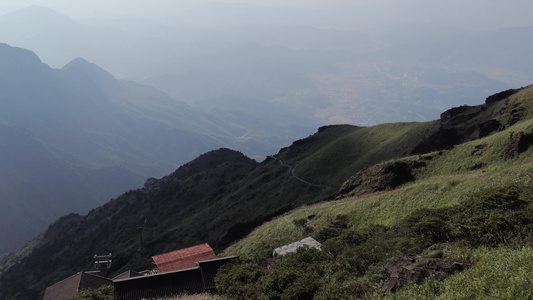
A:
[1, 83, 531, 299]
[2, 6, 531, 126]
[0, 43, 313, 254]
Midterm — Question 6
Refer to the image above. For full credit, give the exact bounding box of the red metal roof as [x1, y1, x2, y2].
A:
[152, 243, 216, 273]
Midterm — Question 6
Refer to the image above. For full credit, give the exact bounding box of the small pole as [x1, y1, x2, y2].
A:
[137, 223, 145, 251]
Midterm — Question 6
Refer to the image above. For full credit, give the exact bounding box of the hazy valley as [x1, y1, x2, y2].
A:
[2, 6, 532, 126]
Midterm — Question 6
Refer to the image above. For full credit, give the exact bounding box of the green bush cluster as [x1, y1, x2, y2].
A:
[215, 261, 265, 300]
[216, 248, 328, 300]
[216, 185, 533, 299]
[401, 185, 533, 247]
[67, 285, 114, 300]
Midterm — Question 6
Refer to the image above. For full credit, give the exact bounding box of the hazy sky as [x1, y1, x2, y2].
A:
[1, 0, 533, 31]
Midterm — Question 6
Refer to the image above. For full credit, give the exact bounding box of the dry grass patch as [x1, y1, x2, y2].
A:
[158, 293, 227, 300]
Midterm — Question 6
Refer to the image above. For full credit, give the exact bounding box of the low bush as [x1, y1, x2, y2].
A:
[215, 261, 264, 300]
[67, 285, 114, 300]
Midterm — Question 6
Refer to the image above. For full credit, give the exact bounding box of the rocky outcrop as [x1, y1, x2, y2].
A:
[509, 131, 533, 158]
[478, 119, 503, 138]
[411, 88, 531, 155]
[485, 88, 523, 104]
[382, 256, 473, 293]
[339, 162, 414, 197]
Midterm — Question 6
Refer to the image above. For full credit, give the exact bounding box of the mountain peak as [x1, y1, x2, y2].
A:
[62, 57, 118, 85]
[3, 5, 74, 24]
[169, 148, 258, 180]
[0, 43, 43, 67]
[63, 57, 97, 69]
[63, 57, 110, 73]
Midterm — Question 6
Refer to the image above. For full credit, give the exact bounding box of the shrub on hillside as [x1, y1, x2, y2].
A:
[399, 185, 533, 247]
[454, 185, 533, 246]
[262, 267, 320, 300]
[67, 285, 113, 300]
[400, 208, 452, 244]
[215, 261, 264, 300]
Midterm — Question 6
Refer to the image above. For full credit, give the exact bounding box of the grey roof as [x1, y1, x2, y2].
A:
[112, 270, 142, 281]
[43, 272, 112, 300]
[273, 237, 322, 257]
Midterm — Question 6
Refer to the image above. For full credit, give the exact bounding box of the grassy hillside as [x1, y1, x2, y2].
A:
[275, 85, 532, 189]
[224, 120, 533, 256]
[219, 87, 533, 299]
[277, 122, 436, 187]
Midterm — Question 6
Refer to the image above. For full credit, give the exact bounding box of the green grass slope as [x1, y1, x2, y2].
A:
[275, 85, 532, 189]
[279, 122, 437, 187]
[219, 86, 533, 299]
[224, 120, 533, 255]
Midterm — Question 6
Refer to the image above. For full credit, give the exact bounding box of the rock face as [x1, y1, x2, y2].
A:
[509, 131, 533, 158]
[338, 161, 415, 197]
[272, 237, 322, 257]
[485, 88, 523, 104]
[382, 256, 473, 293]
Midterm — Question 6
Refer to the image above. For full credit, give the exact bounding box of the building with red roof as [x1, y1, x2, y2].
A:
[151, 243, 216, 273]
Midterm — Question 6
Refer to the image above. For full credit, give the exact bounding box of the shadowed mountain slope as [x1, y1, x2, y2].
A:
[0, 43, 314, 253]
[0, 124, 144, 255]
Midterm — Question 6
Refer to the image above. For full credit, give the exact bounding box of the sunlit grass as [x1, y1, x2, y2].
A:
[293, 121, 438, 187]
[378, 246, 533, 300]
[224, 155, 533, 259]
[224, 118, 533, 259]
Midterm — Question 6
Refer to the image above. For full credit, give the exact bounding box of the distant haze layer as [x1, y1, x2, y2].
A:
[2, 0, 533, 30]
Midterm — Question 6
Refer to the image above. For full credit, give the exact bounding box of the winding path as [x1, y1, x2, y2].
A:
[268, 156, 338, 190]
